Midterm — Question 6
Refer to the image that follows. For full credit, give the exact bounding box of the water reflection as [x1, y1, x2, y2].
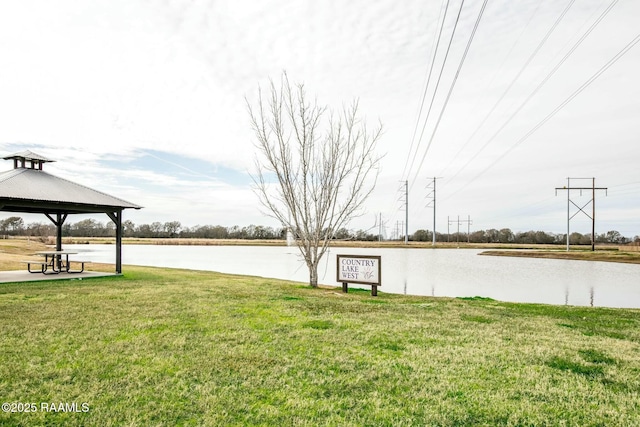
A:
[70, 245, 640, 309]
[565, 285, 596, 307]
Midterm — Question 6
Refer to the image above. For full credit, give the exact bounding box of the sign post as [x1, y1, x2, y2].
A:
[336, 255, 381, 296]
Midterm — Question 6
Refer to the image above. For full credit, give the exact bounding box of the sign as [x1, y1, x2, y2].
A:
[336, 255, 381, 295]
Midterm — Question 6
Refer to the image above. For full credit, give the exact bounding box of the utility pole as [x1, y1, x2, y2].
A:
[375, 213, 387, 242]
[555, 177, 607, 251]
[425, 177, 442, 246]
[393, 221, 405, 241]
[448, 216, 457, 244]
[465, 215, 472, 243]
[404, 180, 409, 244]
[448, 215, 472, 244]
[397, 180, 409, 244]
[433, 178, 438, 246]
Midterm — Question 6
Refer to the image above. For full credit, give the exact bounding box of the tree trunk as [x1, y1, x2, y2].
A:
[309, 262, 318, 288]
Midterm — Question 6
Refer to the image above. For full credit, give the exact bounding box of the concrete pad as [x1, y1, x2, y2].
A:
[0, 270, 117, 283]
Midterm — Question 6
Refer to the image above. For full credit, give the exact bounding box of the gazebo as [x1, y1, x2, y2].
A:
[0, 150, 142, 273]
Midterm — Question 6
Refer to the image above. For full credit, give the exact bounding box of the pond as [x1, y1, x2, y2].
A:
[69, 244, 640, 309]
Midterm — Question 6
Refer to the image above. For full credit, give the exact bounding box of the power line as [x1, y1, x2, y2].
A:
[396, 0, 488, 238]
[456, 0, 543, 133]
[438, 0, 576, 178]
[474, 30, 640, 180]
[442, 0, 619, 190]
[409, 0, 489, 192]
[404, 0, 466, 184]
[441, 0, 627, 201]
[610, 180, 640, 189]
[401, 0, 450, 181]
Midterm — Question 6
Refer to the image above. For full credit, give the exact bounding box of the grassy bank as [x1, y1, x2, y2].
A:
[1, 266, 639, 426]
[0, 238, 49, 270]
[480, 249, 640, 264]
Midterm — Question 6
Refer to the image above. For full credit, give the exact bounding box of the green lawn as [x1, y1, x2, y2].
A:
[1, 266, 639, 426]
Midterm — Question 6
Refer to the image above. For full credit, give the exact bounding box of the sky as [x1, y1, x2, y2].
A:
[1, 0, 639, 238]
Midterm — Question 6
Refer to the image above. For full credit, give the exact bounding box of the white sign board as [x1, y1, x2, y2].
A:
[336, 255, 381, 285]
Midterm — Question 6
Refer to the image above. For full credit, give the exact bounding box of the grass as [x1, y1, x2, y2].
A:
[1, 266, 639, 426]
[0, 238, 50, 270]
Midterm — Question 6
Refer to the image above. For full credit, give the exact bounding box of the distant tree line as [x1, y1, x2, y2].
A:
[0, 217, 286, 240]
[410, 228, 638, 245]
[0, 216, 381, 241]
[0, 215, 637, 244]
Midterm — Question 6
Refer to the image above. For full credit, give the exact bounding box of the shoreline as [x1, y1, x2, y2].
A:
[10, 236, 640, 265]
[479, 249, 640, 264]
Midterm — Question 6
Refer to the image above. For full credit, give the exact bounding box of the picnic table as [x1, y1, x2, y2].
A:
[23, 251, 90, 274]
[36, 250, 76, 273]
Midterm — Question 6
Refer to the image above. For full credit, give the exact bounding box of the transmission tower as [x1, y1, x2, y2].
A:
[555, 177, 607, 251]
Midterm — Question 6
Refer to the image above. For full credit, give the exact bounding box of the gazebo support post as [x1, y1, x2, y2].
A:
[56, 213, 64, 251]
[45, 212, 67, 251]
[44, 213, 68, 251]
[44, 213, 68, 269]
[107, 210, 123, 274]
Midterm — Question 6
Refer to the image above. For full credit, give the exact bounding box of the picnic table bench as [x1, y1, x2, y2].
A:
[22, 260, 58, 274]
[66, 259, 91, 273]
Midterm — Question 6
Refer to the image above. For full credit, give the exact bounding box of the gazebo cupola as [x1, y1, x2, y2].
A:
[3, 150, 55, 171]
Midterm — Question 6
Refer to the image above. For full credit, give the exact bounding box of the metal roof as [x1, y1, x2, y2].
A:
[0, 167, 142, 214]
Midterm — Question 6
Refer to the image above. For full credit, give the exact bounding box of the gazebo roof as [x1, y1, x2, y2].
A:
[0, 150, 141, 214]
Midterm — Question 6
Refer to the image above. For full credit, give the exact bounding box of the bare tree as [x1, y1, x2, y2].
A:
[247, 74, 382, 288]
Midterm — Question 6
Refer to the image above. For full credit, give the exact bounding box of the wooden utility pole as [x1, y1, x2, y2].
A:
[448, 215, 472, 244]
